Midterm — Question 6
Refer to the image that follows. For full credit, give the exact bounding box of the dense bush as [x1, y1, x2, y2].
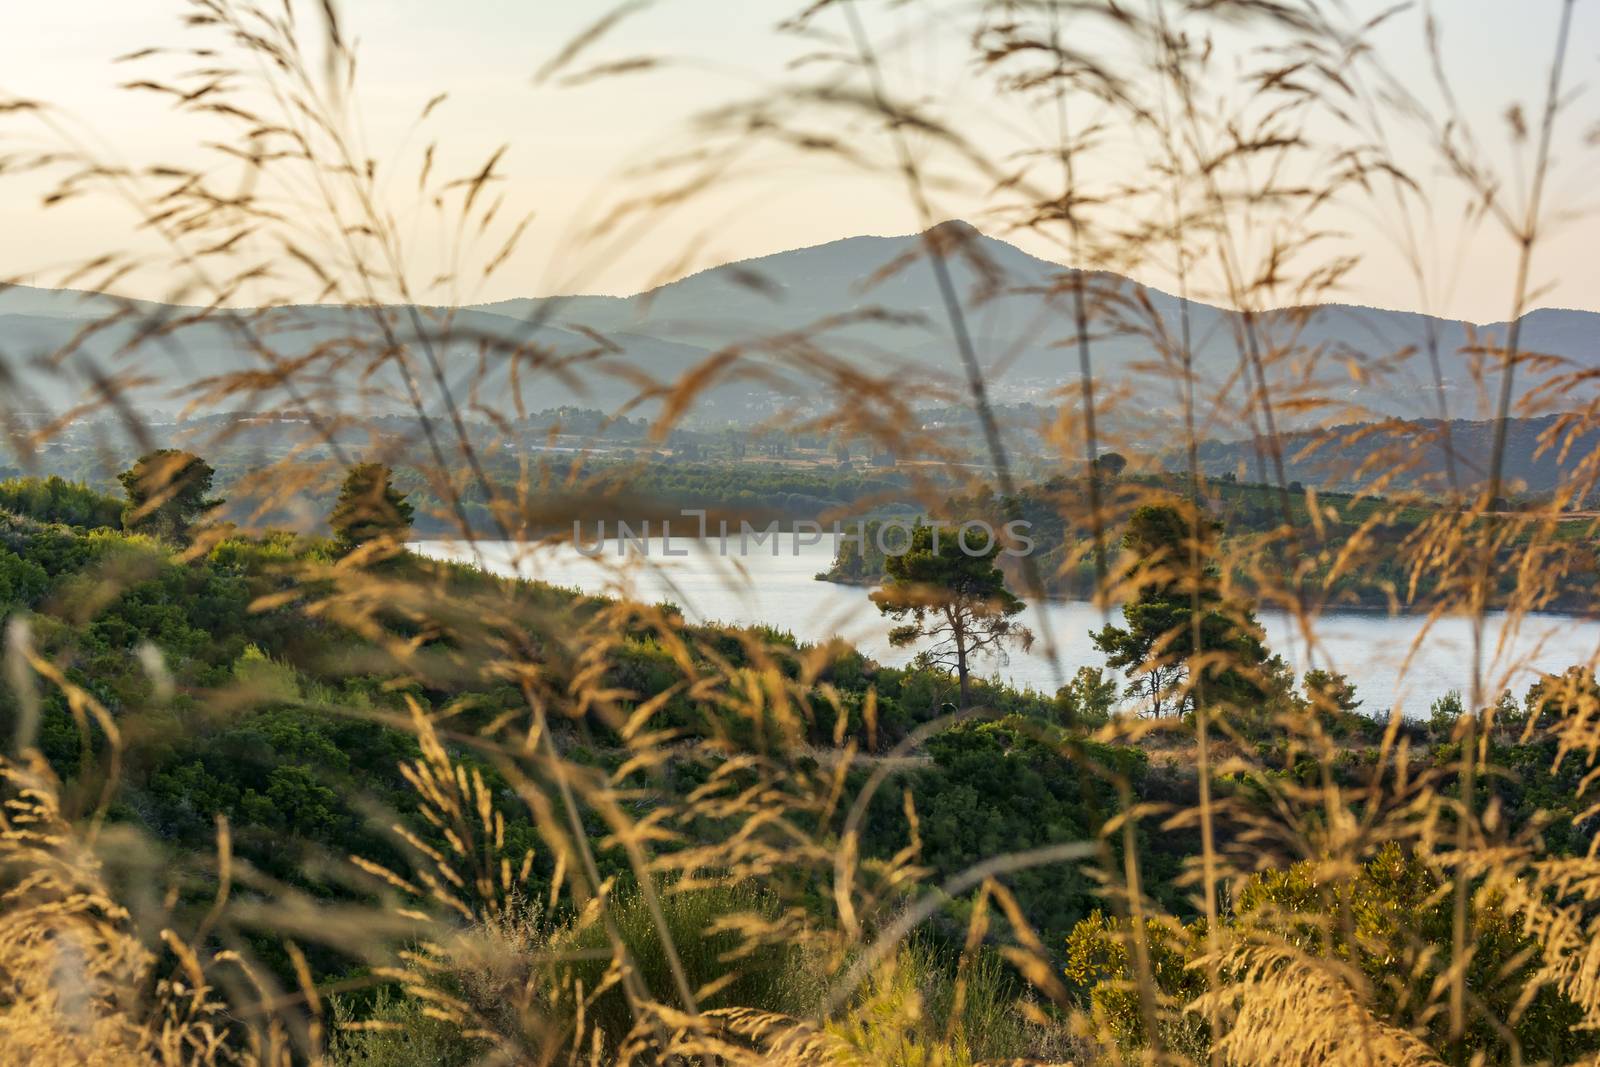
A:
[1065, 844, 1600, 1063]
[0, 475, 123, 529]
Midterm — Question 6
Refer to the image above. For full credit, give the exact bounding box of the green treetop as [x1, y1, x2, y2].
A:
[1094, 451, 1128, 478]
[871, 523, 1033, 709]
[117, 450, 222, 543]
[1091, 502, 1273, 717]
[329, 463, 415, 554]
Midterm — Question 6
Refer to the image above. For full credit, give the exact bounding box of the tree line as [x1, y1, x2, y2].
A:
[4, 450, 417, 556]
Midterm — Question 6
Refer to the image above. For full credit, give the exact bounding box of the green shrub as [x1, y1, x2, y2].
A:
[556, 881, 825, 1050]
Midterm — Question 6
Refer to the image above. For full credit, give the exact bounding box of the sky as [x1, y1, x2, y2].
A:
[1, 0, 1596, 320]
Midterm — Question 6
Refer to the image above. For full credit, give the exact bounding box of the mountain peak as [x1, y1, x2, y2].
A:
[923, 218, 982, 240]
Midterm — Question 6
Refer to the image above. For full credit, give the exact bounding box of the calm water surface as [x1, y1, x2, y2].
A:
[415, 535, 1600, 714]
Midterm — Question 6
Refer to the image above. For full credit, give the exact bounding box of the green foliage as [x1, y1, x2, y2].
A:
[1062, 910, 1209, 1054]
[1483, 669, 1600, 856]
[1092, 503, 1272, 717]
[1243, 844, 1596, 1062]
[862, 717, 1144, 945]
[0, 475, 122, 528]
[827, 941, 1049, 1066]
[142, 698, 420, 869]
[871, 524, 1032, 708]
[1095, 452, 1128, 478]
[1428, 689, 1464, 741]
[329, 463, 415, 553]
[117, 449, 222, 542]
[396, 454, 910, 536]
[0, 546, 49, 609]
[1064, 844, 1600, 1063]
[558, 882, 824, 1050]
[327, 988, 486, 1067]
[1301, 668, 1361, 717]
[10, 482, 1600, 1064]
[0, 515, 429, 885]
[1291, 668, 1380, 741]
[1052, 665, 1118, 727]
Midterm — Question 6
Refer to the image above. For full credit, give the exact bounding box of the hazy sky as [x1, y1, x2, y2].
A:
[2, 0, 1596, 320]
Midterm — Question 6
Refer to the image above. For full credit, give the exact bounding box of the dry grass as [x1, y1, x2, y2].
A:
[1, 0, 1599, 1063]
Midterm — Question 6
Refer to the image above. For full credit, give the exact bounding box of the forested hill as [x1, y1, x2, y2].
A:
[1178, 414, 1600, 498]
[819, 473, 1600, 612]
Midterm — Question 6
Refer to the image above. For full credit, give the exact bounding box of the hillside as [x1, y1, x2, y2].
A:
[3, 478, 1598, 1064]
[1177, 414, 1600, 497]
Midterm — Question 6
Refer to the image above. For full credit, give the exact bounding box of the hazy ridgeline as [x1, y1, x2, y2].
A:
[1, 1, 1599, 1064]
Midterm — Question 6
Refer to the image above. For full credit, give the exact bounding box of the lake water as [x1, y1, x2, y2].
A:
[414, 535, 1600, 715]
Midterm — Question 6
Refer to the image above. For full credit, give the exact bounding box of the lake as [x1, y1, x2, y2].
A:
[414, 534, 1600, 715]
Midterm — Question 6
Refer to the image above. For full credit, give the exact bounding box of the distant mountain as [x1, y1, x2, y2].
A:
[3, 224, 1597, 437]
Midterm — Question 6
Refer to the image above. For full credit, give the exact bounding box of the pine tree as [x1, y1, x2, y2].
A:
[329, 463, 415, 555]
[118, 450, 221, 543]
[871, 523, 1033, 709]
[1091, 503, 1272, 717]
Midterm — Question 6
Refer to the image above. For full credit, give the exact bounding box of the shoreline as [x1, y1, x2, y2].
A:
[408, 539, 1600, 625]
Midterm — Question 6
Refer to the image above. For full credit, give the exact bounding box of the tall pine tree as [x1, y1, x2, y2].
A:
[329, 463, 415, 555]
[871, 523, 1033, 709]
[118, 450, 221, 543]
[1092, 503, 1273, 717]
